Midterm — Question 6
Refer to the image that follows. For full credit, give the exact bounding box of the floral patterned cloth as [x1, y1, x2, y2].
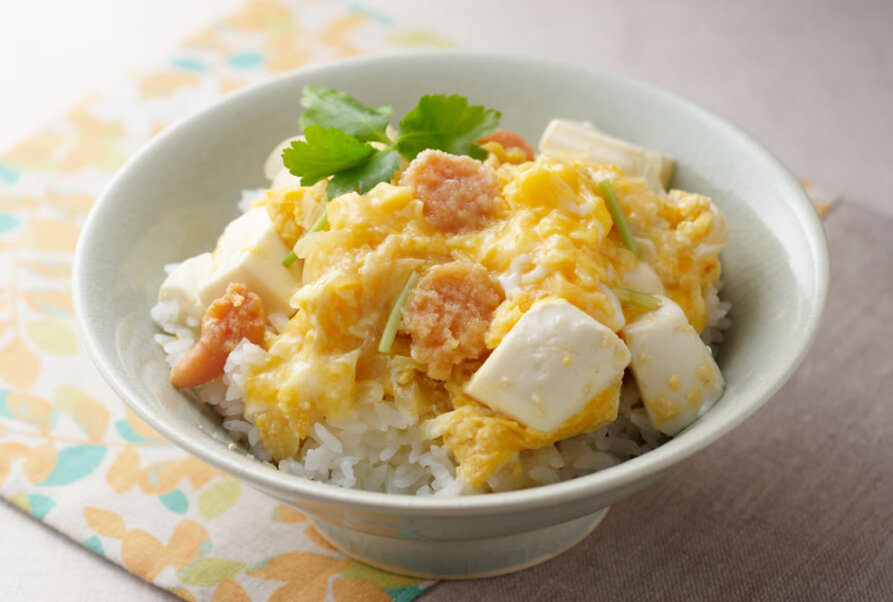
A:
[0, 1, 451, 600]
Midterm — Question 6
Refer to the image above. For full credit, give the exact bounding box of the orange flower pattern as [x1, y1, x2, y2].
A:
[0, 1, 451, 599]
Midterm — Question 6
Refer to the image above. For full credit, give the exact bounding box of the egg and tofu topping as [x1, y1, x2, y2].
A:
[216, 136, 727, 488]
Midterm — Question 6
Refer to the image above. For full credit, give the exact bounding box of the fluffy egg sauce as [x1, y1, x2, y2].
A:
[243, 147, 723, 488]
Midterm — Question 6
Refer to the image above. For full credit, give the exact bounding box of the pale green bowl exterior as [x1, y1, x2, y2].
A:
[73, 51, 828, 576]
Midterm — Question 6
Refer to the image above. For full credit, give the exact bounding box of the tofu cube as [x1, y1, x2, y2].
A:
[538, 119, 674, 193]
[197, 207, 300, 317]
[622, 296, 724, 435]
[464, 299, 631, 432]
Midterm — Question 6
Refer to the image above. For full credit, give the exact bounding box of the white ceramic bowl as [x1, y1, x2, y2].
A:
[73, 51, 828, 578]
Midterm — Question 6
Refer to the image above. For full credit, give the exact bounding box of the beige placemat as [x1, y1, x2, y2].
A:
[0, 1, 449, 600]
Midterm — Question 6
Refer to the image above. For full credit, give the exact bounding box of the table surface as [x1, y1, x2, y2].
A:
[2, 0, 891, 599]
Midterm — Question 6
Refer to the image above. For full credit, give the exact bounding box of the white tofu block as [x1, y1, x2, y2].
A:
[538, 119, 674, 193]
[158, 252, 212, 321]
[622, 296, 724, 435]
[464, 299, 631, 432]
[197, 207, 300, 317]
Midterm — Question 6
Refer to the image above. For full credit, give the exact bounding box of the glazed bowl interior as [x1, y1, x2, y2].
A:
[74, 51, 828, 522]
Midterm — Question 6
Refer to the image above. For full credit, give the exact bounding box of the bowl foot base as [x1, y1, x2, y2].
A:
[308, 507, 609, 579]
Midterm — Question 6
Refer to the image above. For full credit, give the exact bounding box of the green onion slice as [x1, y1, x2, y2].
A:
[281, 251, 298, 268]
[308, 211, 328, 233]
[378, 271, 420, 354]
[598, 179, 639, 257]
[609, 286, 662, 311]
[282, 211, 329, 267]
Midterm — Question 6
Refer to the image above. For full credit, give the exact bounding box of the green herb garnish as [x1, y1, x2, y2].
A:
[283, 87, 500, 200]
[598, 179, 639, 257]
[299, 85, 392, 144]
[609, 286, 661, 311]
[327, 149, 402, 200]
[282, 125, 375, 187]
[378, 271, 420, 354]
[395, 94, 501, 161]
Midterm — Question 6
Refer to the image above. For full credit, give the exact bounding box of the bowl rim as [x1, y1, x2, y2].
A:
[73, 49, 829, 517]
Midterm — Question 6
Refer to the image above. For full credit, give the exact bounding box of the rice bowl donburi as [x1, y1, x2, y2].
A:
[151, 87, 730, 496]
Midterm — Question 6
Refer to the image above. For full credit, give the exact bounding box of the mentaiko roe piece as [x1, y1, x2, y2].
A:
[399, 149, 500, 233]
[170, 283, 265, 388]
[401, 261, 503, 380]
[476, 129, 536, 161]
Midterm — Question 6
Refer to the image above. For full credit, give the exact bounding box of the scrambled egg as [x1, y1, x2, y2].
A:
[243, 146, 723, 487]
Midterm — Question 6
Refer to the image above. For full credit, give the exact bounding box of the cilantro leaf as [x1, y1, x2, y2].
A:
[282, 125, 375, 185]
[328, 149, 402, 200]
[300, 85, 392, 144]
[395, 94, 500, 160]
